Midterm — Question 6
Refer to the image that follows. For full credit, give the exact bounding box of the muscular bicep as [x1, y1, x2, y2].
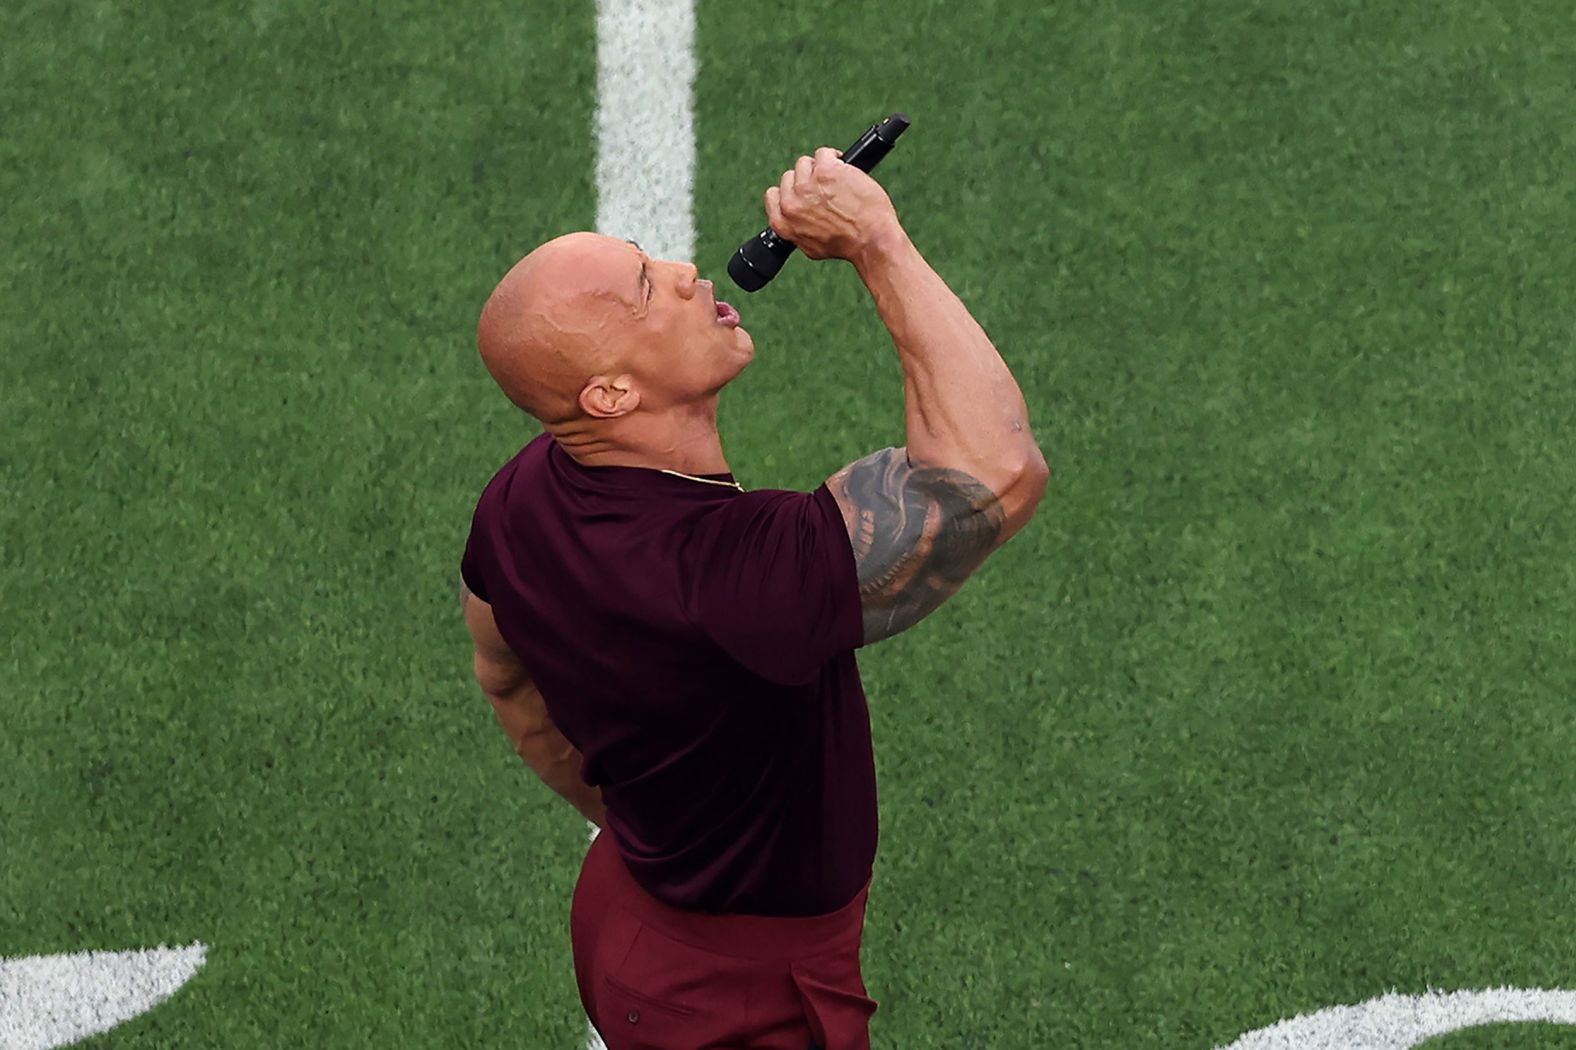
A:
[825, 447, 1010, 645]
[463, 580, 538, 712]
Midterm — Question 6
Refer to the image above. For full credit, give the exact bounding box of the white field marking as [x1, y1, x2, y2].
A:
[0, 942, 207, 1050]
[585, 823, 608, 1050]
[594, 0, 697, 264]
[589, 1, 696, 1047]
[1216, 987, 1576, 1049]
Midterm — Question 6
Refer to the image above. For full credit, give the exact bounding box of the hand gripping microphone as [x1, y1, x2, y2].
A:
[727, 112, 911, 292]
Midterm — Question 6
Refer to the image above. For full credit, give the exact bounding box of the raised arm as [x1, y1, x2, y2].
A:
[825, 447, 1032, 643]
[766, 148, 1050, 643]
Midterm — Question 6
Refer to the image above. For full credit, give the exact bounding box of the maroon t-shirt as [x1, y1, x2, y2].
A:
[461, 432, 877, 917]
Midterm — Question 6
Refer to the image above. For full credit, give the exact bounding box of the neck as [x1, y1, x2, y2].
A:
[550, 398, 730, 475]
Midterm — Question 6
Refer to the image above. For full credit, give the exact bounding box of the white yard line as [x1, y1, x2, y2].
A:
[1216, 987, 1576, 1049]
[595, 0, 698, 265]
[0, 943, 207, 1050]
[588, 2, 697, 1045]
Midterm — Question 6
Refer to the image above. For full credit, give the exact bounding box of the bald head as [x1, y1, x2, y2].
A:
[476, 232, 643, 425]
[475, 232, 756, 449]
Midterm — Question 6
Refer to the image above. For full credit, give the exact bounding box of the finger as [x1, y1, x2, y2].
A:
[764, 185, 783, 229]
[813, 146, 842, 167]
[779, 167, 795, 203]
[794, 153, 814, 191]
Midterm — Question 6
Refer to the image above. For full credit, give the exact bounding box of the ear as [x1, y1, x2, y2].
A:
[579, 374, 641, 419]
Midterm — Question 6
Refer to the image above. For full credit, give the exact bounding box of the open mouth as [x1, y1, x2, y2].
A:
[715, 300, 741, 328]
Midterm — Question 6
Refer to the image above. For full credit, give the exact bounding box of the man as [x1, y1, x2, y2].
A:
[460, 147, 1049, 1049]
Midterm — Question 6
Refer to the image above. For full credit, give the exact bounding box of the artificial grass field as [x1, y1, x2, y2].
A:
[4, 0, 1575, 1046]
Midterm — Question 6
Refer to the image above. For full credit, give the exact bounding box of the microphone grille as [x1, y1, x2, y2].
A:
[727, 248, 770, 292]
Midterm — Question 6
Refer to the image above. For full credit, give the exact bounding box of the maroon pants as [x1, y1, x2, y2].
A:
[571, 829, 877, 1050]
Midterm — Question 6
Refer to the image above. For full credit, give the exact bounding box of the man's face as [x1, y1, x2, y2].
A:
[609, 238, 755, 410]
[476, 232, 757, 425]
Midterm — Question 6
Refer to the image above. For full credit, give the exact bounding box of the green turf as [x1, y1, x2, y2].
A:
[1421, 1024, 1576, 1047]
[5, 0, 1575, 1046]
[3, 0, 598, 1044]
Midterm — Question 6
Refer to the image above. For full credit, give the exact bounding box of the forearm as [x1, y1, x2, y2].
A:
[854, 227, 1045, 486]
[535, 763, 608, 829]
[520, 734, 608, 829]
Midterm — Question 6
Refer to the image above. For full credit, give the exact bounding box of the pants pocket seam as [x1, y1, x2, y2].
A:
[602, 972, 701, 1020]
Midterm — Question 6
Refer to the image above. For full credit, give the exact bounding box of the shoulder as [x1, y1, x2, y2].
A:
[684, 484, 864, 683]
[682, 484, 854, 596]
[471, 433, 552, 513]
[687, 485, 842, 546]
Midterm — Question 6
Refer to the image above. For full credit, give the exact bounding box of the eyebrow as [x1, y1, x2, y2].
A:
[625, 239, 648, 304]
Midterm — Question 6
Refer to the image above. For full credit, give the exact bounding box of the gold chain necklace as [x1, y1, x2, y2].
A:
[658, 468, 743, 491]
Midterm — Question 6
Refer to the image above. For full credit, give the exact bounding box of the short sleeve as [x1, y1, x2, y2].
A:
[686, 484, 865, 686]
[460, 521, 491, 604]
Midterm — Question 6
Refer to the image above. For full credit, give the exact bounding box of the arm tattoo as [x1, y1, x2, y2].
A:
[833, 447, 1006, 644]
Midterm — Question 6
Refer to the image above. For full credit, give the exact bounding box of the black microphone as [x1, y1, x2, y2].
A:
[727, 112, 911, 292]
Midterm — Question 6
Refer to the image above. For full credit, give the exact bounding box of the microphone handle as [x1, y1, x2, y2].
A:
[840, 114, 908, 173]
[728, 112, 911, 292]
[769, 113, 906, 247]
